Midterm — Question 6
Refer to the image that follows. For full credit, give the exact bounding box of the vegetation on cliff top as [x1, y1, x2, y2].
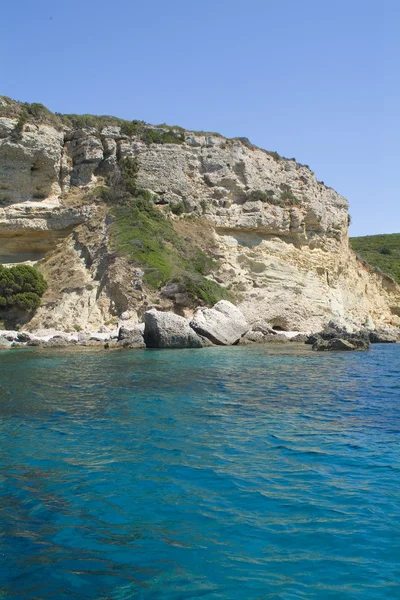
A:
[350, 233, 400, 284]
[0, 265, 47, 315]
[0, 97, 185, 145]
[0, 96, 309, 165]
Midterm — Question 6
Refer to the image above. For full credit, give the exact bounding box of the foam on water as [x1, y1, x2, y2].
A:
[0, 344, 399, 599]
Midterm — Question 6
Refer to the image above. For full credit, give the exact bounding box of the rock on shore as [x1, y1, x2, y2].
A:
[307, 323, 370, 351]
[144, 309, 203, 349]
[369, 330, 398, 343]
[117, 326, 146, 348]
[1, 309, 398, 352]
[190, 300, 248, 345]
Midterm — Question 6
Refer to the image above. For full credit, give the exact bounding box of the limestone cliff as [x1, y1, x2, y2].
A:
[1, 96, 399, 332]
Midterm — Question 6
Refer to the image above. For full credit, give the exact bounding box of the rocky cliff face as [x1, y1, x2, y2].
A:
[1, 97, 399, 332]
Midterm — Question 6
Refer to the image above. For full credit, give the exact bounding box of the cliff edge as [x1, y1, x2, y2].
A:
[1, 97, 399, 332]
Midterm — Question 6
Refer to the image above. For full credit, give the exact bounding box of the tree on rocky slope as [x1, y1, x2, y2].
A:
[0, 265, 47, 314]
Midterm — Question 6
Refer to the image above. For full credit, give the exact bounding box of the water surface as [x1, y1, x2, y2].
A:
[0, 344, 399, 599]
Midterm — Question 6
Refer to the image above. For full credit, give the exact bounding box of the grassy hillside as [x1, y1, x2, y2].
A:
[350, 233, 400, 284]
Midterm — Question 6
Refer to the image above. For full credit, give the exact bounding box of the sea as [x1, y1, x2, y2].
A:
[0, 344, 399, 600]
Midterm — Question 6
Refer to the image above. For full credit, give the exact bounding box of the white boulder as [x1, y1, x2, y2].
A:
[144, 309, 203, 349]
[190, 300, 248, 345]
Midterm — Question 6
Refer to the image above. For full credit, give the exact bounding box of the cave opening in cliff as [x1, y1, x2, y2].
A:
[269, 318, 290, 332]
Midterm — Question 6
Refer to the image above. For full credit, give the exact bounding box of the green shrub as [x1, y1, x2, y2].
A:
[246, 190, 269, 202]
[190, 129, 222, 137]
[11, 111, 29, 140]
[1, 98, 62, 131]
[87, 185, 109, 202]
[62, 113, 114, 130]
[233, 137, 254, 150]
[101, 156, 140, 204]
[0, 265, 47, 313]
[135, 188, 154, 203]
[200, 199, 207, 214]
[120, 156, 140, 195]
[280, 189, 300, 206]
[170, 201, 185, 216]
[27, 103, 50, 119]
[120, 120, 146, 137]
[111, 195, 183, 287]
[13, 292, 42, 311]
[119, 121, 185, 144]
[177, 275, 233, 306]
[246, 190, 276, 203]
[110, 192, 229, 304]
[267, 151, 282, 161]
[141, 128, 184, 145]
[245, 188, 299, 207]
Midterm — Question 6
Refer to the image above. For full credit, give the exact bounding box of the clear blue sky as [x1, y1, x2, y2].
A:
[1, 0, 399, 236]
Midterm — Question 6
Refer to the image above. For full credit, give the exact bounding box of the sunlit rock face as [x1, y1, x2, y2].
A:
[0, 102, 399, 332]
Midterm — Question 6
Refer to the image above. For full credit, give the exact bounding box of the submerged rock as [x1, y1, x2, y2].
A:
[190, 300, 248, 345]
[26, 340, 42, 347]
[308, 323, 370, 351]
[240, 330, 265, 344]
[289, 333, 308, 342]
[31, 335, 74, 348]
[240, 327, 294, 344]
[312, 337, 369, 351]
[251, 322, 277, 336]
[144, 309, 203, 349]
[11, 342, 27, 349]
[263, 333, 288, 344]
[305, 333, 320, 345]
[79, 340, 104, 347]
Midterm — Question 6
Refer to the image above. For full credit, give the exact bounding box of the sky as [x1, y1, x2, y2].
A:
[1, 0, 399, 236]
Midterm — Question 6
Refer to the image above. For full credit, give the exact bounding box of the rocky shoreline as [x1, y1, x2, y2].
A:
[0, 301, 398, 352]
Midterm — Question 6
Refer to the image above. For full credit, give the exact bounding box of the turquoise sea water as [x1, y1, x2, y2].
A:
[0, 344, 399, 599]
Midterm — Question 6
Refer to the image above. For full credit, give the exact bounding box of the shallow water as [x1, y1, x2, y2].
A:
[0, 344, 399, 599]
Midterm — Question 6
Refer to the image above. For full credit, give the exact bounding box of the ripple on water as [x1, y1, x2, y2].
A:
[0, 344, 399, 599]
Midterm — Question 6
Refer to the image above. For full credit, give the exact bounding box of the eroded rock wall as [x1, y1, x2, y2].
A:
[0, 103, 398, 332]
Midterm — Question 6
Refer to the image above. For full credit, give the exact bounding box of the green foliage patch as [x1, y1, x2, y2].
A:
[266, 150, 282, 161]
[63, 114, 185, 144]
[0, 98, 63, 137]
[108, 158, 231, 305]
[177, 275, 232, 306]
[11, 111, 29, 140]
[279, 189, 300, 206]
[245, 187, 300, 207]
[246, 190, 271, 203]
[169, 201, 185, 216]
[350, 233, 400, 284]
[110, 197, 231, 304]
[0, 265, 47, 313]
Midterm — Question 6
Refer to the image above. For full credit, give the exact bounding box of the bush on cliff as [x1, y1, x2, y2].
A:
[110, 193, 230, 301]
[0, 265, 47, 313]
